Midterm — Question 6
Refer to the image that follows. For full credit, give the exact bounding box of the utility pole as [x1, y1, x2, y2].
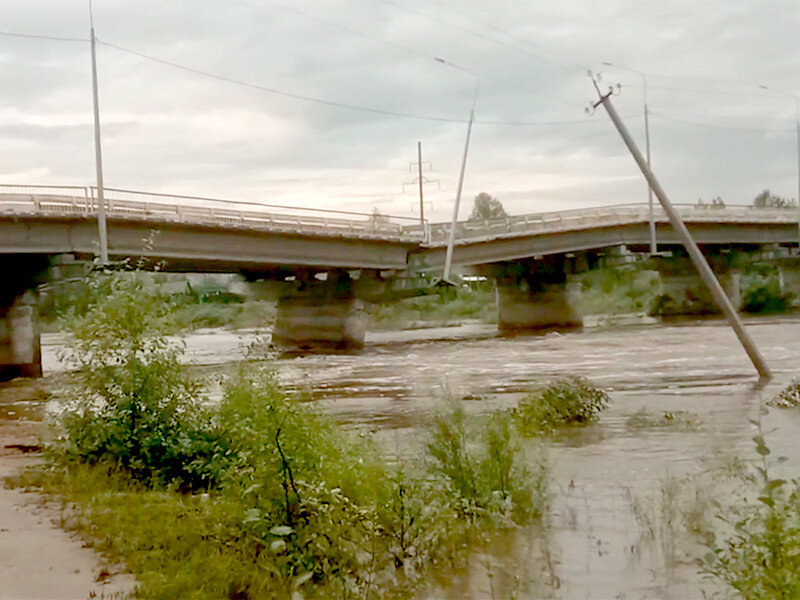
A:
[417, 141, 425, 227]
[591, 77, 770, 380]
[89, 0, 108, 265]
[759, 85, 800, 252]
[403, 142, 438, 228]
[436, 57, 479, 284]
[602, 62, 657, 254]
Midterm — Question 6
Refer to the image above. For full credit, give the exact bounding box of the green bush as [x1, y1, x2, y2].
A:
[514, 376, 610, 435]
[55, 271, 210, 487]
[741, 274, 794, 314]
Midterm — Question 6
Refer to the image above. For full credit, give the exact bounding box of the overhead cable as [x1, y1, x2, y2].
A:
[0, 30, 87, 43]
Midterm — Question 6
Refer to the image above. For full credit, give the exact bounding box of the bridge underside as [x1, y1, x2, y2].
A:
[0, 255, 49, 381]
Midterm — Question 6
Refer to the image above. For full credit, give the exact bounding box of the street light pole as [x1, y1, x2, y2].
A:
[760, 85, 800, 251]
[602, 62, 657, 255]
[436, 57, 479, 284]
[89, 1, 108, 265]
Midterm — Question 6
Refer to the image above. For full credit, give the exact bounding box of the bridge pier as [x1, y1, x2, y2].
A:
[272, 270, 366, 351]
[493, 256, 582, 332]
[0, 291, 42, 381]
[649, 254, 742, 316]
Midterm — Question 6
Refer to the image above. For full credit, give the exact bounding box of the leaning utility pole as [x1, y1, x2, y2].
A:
[89, 0, 108, 265]
[590, 77, 770, 380]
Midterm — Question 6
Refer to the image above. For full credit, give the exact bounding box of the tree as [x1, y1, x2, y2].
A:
[752, 189, 796, 209]
[468, 192, 508, 222]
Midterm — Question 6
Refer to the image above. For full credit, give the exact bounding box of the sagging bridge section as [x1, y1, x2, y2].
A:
[2, 183, 799, 377]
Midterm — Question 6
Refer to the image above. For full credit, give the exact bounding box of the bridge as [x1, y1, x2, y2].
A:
[2, 183, 799, 378]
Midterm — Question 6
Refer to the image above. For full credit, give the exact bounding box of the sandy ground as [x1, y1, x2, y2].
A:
[0, 419, 136, 600]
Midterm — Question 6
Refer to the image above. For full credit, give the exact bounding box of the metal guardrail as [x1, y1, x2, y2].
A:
[2, 184, 798, 248]
[410, 202, 800, 246]
[0, 184, 425, 243]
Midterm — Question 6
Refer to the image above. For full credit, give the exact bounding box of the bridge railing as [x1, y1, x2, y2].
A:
[0, 184, 426, 242]
[412, 202, 800, 245]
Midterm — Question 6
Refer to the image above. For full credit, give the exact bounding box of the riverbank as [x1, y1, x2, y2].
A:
[0, 415, 135, 599]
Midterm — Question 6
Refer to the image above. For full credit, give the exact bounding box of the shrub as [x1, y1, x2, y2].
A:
[54, 271, 210, 486]
[427, 402, 547, 524]
[514, 376, 610, 435]
[741, 274, 794, 314]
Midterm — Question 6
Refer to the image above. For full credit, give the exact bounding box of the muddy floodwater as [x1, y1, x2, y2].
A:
[6, 316, 800, 598]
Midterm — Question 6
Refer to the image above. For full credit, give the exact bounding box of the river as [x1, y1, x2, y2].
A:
[6, 315, 800, 598]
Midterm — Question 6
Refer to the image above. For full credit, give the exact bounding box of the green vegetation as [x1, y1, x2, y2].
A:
[741, 267, 795, 314]
[26, 270, 588, 599]
[701, 418, 800, 599]
[469, 192, 508, 222]
[40, 271, 275, 332]
[625, 408, 704, 431]
[578, 266, 659, 315]
[368, 285, 495, 329]
[752, 189, 797, 209]
[513, 376, 610, 436]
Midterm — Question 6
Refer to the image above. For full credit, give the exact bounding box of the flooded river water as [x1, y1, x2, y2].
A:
[6, 316, 800, 598]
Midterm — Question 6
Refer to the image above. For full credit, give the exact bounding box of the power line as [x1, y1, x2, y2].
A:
[0, 30, 87, 43]
[384, 0, 587, 108]
[98, 39, 607, 127]
[650, 111, 794, 133]
[432, 2, 590, 74]
[98, 39, 468, 124]
[266, 0, 584, 110]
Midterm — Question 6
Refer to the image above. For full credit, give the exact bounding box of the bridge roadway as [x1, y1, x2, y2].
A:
[1, 184, 799, 274]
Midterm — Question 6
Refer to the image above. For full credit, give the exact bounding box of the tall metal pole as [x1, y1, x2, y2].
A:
[593, 83, 771, 380]
[89, 2, 108, 265]
[437, 57, 479, 284]
[417, 141, 425, 228]
[760, 85, 800, 252]
[602, 63, 656, 254]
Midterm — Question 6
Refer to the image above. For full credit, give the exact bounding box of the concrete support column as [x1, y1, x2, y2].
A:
[0, 290, 42, 380]
[272, 271, 366, 352]
[493, 255, 582, 332]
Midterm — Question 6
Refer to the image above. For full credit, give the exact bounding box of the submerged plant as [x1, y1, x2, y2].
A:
[767, 378, 800, 408]
[427, 402, 548, 524]
[514, 376, 610, 435]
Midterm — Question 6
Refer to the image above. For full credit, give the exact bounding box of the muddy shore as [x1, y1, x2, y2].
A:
[0, 417, 135, 600]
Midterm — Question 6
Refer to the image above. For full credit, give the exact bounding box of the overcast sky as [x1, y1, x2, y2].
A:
[1, 0, 799, 222]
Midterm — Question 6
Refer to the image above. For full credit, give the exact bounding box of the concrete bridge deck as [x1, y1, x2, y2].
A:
[0, 185, 419, 272]
[2, 184, 798, 273]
